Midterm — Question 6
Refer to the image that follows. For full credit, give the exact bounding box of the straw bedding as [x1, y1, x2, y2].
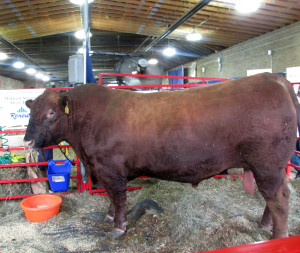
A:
[1, 174, 300, 252]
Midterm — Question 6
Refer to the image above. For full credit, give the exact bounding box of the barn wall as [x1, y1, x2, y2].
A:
[0, 75, 45, 89]
[0, 76, 24, 89]
[183, 21, 300, 79]
[23, 80, 44, 89]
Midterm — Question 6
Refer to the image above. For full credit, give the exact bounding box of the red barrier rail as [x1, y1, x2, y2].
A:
[0, 162, 48, 168]
[0, 130, 81, 199]
[0, 160, 73, 168]
[0, 145, 71, 152]
[95, 187, 144, 196]
[0, 176, 78, 184]
[202, 235, 300, 253]
[101, 84, 210, 89]
[0, 192, 73, 200]
[98, 72, 230, 87]
[0, 130, 26, 134]
[213, 175, 243, 178]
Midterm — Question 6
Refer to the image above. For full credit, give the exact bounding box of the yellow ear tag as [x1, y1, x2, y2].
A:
[65, 102, 70, 115]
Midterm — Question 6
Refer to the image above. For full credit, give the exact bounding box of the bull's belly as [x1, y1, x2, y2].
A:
[127, 158, 234, 184]
[124, 142, 245, 183]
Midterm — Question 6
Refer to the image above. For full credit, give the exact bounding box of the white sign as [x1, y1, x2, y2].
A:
[0, 89, 45, 127]
[247, 69, 272, 76]
[286, 66, 300, 83]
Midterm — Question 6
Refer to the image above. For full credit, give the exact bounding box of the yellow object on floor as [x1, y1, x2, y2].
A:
[11, 154, 26, 163]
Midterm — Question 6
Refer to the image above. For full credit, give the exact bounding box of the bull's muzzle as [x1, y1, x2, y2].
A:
[24, 140, 35, 148]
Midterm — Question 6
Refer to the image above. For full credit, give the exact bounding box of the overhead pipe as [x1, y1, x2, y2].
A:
[143, 0, 212, 52]
[133, 36, 153, 53]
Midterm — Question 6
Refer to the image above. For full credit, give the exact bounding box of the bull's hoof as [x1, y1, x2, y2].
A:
[108, 228, 126, 239]
[259, 222, 273, 232]
[103, 215, 114, 224]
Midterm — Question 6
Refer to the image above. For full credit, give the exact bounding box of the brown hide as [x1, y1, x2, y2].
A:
[24, 73, 298, 239]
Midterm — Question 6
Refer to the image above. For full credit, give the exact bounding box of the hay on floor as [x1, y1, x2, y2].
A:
[0, 166, 32, 198]
[0, 176, 300, 252]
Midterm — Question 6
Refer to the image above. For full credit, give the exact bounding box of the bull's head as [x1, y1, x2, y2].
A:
[24, 88, 71, 150]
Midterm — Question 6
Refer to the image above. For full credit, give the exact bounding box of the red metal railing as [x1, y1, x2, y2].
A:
[202, 234, 300, 253]
[0, 142, 82, 200]
[98, 72, 230, 88]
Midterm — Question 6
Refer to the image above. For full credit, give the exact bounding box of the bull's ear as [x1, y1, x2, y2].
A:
[25, 99, 33, 109]
[60, 95, 72, 115]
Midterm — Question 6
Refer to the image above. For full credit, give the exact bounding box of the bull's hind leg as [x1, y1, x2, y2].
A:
[254, 169, 290, 238]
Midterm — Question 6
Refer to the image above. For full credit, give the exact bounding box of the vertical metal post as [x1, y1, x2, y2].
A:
[82, 0, 90, 84]
[79, 0, 90, 189]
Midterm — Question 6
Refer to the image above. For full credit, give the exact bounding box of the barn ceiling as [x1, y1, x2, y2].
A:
[0, 0, 299, 85]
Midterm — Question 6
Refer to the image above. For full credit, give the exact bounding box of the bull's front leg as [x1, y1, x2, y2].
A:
[102, 177, 128, 238]
[104, 202, 115, 223]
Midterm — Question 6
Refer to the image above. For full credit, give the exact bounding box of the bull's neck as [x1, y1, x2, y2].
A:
[60, 85, 112, 152]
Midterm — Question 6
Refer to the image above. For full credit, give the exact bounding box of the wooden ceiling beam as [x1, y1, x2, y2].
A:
[91, 8, 274, 37]
[211, 0, 300, 19]
[0, 0, 69, 9]
[90, 8, 278, 36]
[0, 6, 79, 23]
[97, 0, 299, 23]
[92, 3, 290, 29]
[0, 14, 81, 41]
[0, 0, 75, 15]
[260, 0, 300, 10]
[92, 10, 276, 33]
[204, 6, 297, 23]
[91, 19, 253, 48]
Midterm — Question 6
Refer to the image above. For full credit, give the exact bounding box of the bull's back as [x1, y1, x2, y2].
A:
[127, 73, 295, 142]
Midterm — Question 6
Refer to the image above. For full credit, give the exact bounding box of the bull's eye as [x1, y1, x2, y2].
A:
[47, 109, 56, 119]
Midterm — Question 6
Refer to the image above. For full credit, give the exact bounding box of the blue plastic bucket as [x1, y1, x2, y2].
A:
[47, 160, 71, 192]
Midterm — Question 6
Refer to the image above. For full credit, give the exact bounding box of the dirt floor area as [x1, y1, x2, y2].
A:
[1, 173, 300, 253]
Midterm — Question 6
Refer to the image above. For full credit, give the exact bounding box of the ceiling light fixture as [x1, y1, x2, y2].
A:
[69, 0, 94, 5]
[42, 75, 50, 82]
[0, 52, 8, 60]
[77, 47, 94, 55]
[77, 47, 84, 54]
[13, 61, 25, 69]
[75, 30, 92, 40]
[35, 72, 44, 79]
[163, 47, 176, 57]
[235, 0, 261, 13]
[148, 58, 158, 65]
[186, 31, 202, 41]
[26, 68, 36, 75]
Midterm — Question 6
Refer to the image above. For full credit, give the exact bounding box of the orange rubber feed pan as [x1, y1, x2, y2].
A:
[21, 194, 62, 222]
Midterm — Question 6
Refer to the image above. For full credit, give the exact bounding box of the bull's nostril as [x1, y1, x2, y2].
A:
[24, 140, 34, 147]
